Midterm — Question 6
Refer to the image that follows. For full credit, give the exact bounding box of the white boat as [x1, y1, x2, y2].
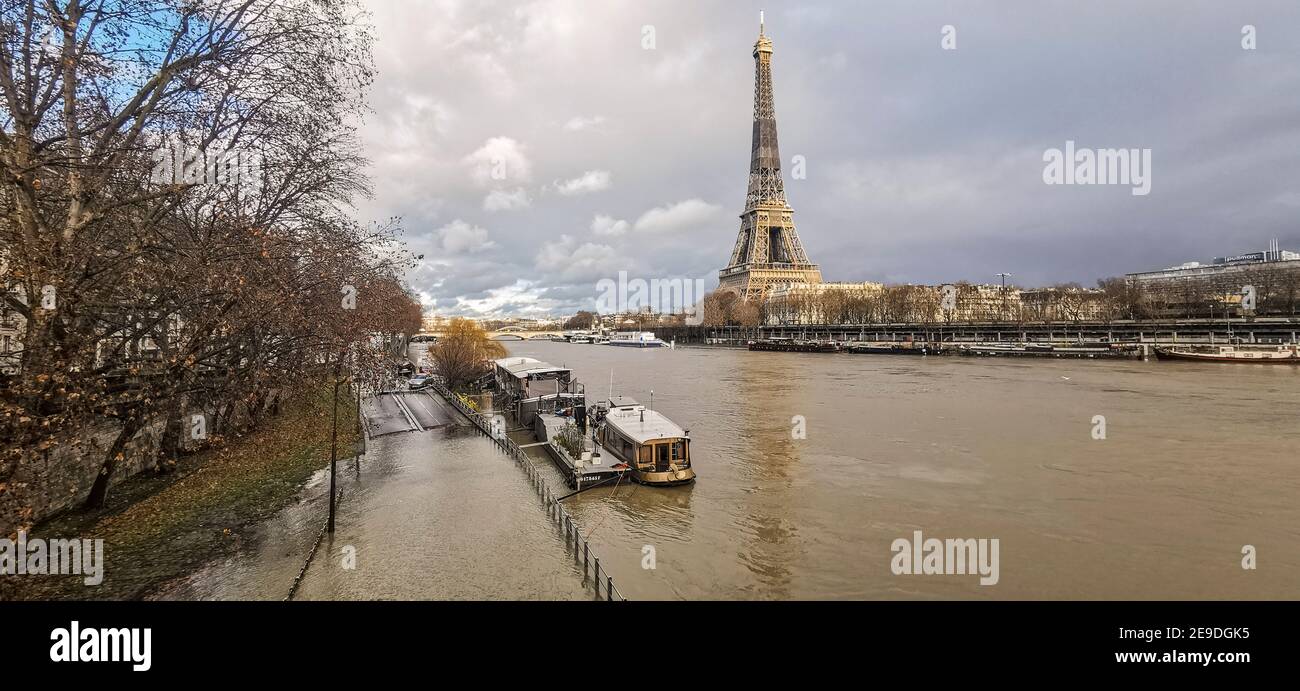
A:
[591, 397, 695, 486]
[608, 331, 667, 348]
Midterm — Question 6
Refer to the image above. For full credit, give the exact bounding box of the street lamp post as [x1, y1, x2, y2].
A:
[354, 378, 363, 477]
[996, 273, 1012, 323]
[328, 362, 341, 533]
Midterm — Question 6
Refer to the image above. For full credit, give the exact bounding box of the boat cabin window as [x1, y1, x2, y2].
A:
[672, 440, 687, 463]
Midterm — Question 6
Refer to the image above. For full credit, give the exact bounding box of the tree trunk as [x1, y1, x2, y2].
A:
[84, 415, 144, 509]
[157, 399, 183, 474]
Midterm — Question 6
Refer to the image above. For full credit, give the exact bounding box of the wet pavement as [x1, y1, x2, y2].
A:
[154, 391, 593, 600]
[366, 390, 461, 435]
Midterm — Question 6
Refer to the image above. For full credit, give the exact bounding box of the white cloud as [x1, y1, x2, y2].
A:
[463, 136, 532, 187]
[651, 42, 713, 83]
[590, 214, 630, 236]
[483, 187, 531, 211]
[535, 234, 638, 282]
[555, 170, 612, 196]
[633, 198, 722, 233]
[435, 219, 496, 254]
[452, 280, 549, 316]
[563, 115, 606, 132]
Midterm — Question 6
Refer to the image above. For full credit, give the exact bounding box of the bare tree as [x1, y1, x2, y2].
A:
[430, 318, 506, 391]
[0, 1, 427, 524]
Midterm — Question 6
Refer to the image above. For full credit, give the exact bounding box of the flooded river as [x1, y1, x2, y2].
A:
[160, 341, 1300, 600]
[156, 412, 592, 600]
[500, 341, 1300, 600]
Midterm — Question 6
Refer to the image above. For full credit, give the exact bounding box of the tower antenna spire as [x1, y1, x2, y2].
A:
[760, 10, 765, 36]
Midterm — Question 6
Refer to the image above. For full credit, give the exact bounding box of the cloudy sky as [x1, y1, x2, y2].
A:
[352, 0, 1300, 317]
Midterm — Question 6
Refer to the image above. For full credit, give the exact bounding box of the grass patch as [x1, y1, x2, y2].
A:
[6, 380, 360, 600]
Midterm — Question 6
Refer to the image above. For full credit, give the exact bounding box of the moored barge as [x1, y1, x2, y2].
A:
[958, 343, 1140, 359]
[1154, 344, 1300, 363]
[846, 342, 931, 355]
[747, 339, 841, 353]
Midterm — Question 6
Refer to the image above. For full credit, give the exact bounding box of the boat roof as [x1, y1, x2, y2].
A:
[493, 357, 570, 379]
[604, 404, 687, 443]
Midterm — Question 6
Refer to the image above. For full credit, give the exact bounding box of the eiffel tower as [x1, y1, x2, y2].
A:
[718, 14, 822, 301]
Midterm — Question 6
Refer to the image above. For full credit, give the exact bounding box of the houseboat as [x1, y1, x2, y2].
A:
[492, 357, 580, 419]
[492, 357, 626, 488]
[1154, 344, 1300, 363]
[591, 397, 695, 486]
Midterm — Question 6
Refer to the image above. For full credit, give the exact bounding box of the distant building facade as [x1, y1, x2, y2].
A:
[764, 282, 883, 325]
[763, 282, 1034, 325]
[421, 314, 448, 332]
[942, 284, 1021, 323]
[1125, 241, 1300, 317]
[0, 281, 25, 375]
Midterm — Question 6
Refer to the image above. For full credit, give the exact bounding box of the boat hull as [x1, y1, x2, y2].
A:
[748, 341, 841, 353]
[1154, 348, 1300, 363]
[848, 345, 928, 356]
[630, 467, 696, 486]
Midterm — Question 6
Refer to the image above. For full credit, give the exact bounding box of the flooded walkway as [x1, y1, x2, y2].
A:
[154, 394, 592, 600]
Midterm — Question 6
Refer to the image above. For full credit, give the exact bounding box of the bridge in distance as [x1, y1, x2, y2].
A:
[412, 329, 561, 342]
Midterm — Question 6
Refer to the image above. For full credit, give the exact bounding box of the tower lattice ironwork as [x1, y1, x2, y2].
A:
[718, 16, 822, 301]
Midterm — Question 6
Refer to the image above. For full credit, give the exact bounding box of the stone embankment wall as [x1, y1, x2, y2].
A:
[3, 395, 278, 536]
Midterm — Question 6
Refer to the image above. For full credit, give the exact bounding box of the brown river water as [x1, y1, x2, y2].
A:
[156, 341, 1300, 600]
[500, 341, 1300, 600]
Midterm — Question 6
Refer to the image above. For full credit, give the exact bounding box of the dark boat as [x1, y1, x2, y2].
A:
[747, 339, 841, 353]
[847, 343, 929, 356]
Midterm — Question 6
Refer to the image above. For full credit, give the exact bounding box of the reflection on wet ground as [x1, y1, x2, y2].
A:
[155, 405, 592, 601]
